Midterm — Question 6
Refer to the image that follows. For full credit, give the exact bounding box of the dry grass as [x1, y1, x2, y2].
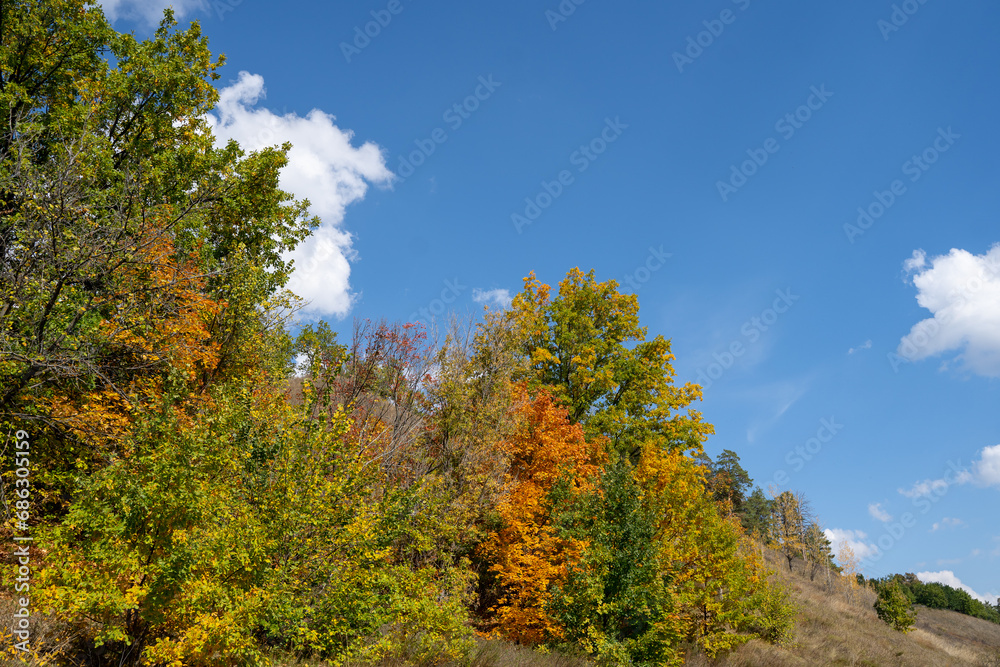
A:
[686, 549, 1000, 667]
[0, 597, 78, 667]
[269, 638, 593, 667]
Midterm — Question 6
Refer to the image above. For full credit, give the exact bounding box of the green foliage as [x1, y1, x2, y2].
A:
[706, 449, 753, 511]
[874, 581, 917, 633]
[543, 449, 795, 666]
[740, 487, 773, 540]
[875, 574, 1000, 625]
[33, 382, 277, 665]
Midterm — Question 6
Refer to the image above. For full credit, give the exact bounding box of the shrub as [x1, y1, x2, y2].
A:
[874, 582, 917, 633]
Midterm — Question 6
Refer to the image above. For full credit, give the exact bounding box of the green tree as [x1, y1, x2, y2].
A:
[0, 0, 313, 431]
[700, 449, 753, 513]
[803, 522, 836, 581]
[874, 581, 917, 633]
[740, 486, 773, 540]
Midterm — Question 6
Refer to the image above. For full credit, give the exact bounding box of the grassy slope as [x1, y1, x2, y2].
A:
[688, 549, 1000, 667]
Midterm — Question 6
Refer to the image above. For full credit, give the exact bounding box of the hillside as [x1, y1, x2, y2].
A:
[687, 550, 1000, 667]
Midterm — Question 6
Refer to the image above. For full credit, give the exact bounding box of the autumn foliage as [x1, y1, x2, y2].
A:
[482, 386, 604, 643]
[1, 4, 796, 665]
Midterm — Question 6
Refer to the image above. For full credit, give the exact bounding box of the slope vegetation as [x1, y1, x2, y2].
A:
[688, 550, 1000, 666]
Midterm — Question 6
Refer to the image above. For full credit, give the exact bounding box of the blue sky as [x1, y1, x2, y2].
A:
[102, 0, 1000, 603]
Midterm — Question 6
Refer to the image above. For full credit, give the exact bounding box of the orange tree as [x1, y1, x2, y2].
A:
[479, 385, 604, 644]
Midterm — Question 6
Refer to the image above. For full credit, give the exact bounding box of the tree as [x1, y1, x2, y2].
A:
[874, 581, 917, 633]
[770, 491, 807, 572]
[480, 386, 604, 644]
[835, 542, 864, 603]
[544, 448, 795, 665]
[509, 269, 713, 460]
[740, 487, 773, 540]
[701, 449, 752, 513]
[0, 1, 313, 431]
[803, 522, 836, 582]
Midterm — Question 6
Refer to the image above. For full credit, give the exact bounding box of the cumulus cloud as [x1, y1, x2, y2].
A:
[825, 528, 879, 561]
[98, 0, 209, 25]
[973, 444, 1000, 487]
[868, 503, 892, 523]
[848, 340, 872, 355]
[206, 72, 392, 317]
[931, 517, 964, 532]
[472, 288, 513, 309]
[917, 570, 997, 605]
[896, 245, 1000, 377]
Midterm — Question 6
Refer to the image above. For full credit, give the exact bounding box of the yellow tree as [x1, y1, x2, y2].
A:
[770, 491, 806, 572]
[635, 447, 795, 658]
[509, 269, 712, 460]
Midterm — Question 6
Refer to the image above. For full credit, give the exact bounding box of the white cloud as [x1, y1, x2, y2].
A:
[897, 244, 1000, 377]
[206, 72, 392, 317]
[98, 0, 209, 25]
[916, 570, 997, 605]
[898, 445, 1000, 500]
[825, 528, 880, 561]
[848, 339, 872, 355]
[903, 249, 927, 273]
[930, 517, 964, 532]
[972, 444, 1000, 487]
[899, 477, 953, 499]
[868, 502, 892, 523]
[472, 288, 513, 309]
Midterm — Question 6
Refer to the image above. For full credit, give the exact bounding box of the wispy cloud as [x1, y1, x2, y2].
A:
[98, 0, 209, 26]
[472, 288, 513, 309]
[848, 339, 872, 355]
[930, 517, 964, 532]
[898, 444, 1000, 498]
[899, 477, 955, 499]
[742, 379, 809, 443]
[868, 502, 892, 523]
